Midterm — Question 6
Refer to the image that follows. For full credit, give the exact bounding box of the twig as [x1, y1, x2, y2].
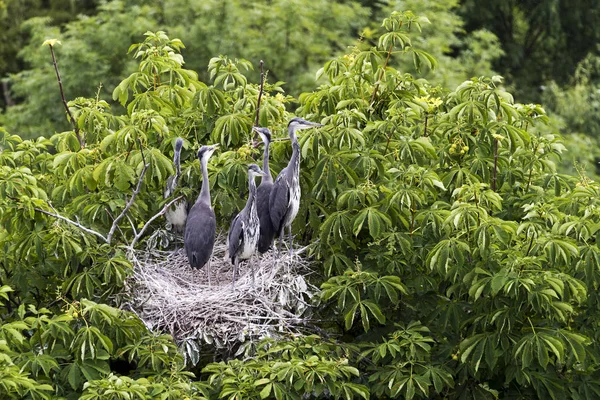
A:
[369, 43, 395, 109]
[47, 43, 83, 148]
[106, 141, 149, 244]
[254, 60, 265, 128]
[128, 195, 184, 249]
[35, 207, 108, 243]
[126, 214, 138, 237]
[252, 60, 266, 147]
[492, 138, 499, 192]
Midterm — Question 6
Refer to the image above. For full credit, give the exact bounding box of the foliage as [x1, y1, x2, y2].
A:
[2, 8, 600, 400]
[0, 287, 204, 399]
[1, 0, 503, 139]
[203, 335, 367, 400]
[459, 0, 600, 103]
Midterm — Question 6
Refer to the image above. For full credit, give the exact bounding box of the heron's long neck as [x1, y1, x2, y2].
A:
[198, 158, 211, 206]
[262, 141, 273, 183]
[289, 133, 300, 177]
[174, 149, 181, 183]
[246, 174, 257, 209]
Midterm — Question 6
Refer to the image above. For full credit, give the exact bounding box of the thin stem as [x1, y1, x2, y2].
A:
[525, 165, 534, 193]
[423, 114, 429, 137]
[252, 60, 267, 147]
[254, 60, 265, 128]
[383, 122, 398, 156]
[369, 43, 394, 109]
[492, 139, 498, 192]
[48, 44, 83, 148]
[525, 233, 535, 256]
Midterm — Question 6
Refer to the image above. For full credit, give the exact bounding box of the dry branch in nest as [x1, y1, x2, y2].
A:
[122, 234, 318, 365]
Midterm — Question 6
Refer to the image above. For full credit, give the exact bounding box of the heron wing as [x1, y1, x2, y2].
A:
[269, 172, 290, 235]
[257, 182, 275, 252]
[227, 212, 244, 262]
[184, 203, 216, 269]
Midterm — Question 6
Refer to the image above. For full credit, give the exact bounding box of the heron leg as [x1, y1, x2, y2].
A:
[277, 230, 284, 257]
[207, 261, 211, 286]
[288, 225, 293, 257]
[233, 258, 239, 284]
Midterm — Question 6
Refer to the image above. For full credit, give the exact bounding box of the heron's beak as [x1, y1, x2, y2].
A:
[211, 143, 220, 150]
[302, 121, 323, 129]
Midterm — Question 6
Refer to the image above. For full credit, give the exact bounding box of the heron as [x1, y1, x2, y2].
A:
[253, 127, 276, 253]
[269, 117, 323, 256]
[227, 164, 266, 283]
[184, 144, 219, 275]
[164, 138, 188, 235]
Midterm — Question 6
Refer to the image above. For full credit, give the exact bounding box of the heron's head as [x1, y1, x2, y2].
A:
[252, 127, 271, 144]
[197, 144, 219, 163]
[174, 137, 184, 153]
[248, 163, 266, 177]
[287, 117, 323, 137]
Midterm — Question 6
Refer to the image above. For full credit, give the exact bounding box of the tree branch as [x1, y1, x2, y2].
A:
[106, 143, 149, 244]
[254, 60, 265, 129]
[34, 207, 108, 243]
[47, 43, 84, 148]
[128, 195, 184, 249]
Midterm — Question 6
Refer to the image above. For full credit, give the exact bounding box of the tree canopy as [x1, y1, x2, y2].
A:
[2, 7, 600, 399]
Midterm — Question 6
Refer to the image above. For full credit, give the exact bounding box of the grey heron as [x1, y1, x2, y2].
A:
[253, 127, 276, 253]
[227, 164, 266, 283]
[184, 144, 219, 272]
[269, 117, 323, 255]
[164, 138, 188, 235]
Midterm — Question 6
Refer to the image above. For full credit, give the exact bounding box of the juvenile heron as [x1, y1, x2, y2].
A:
[269, 117, 323, 255]
[164, 138, 188, 235]
[184, 144, 219, 273]
[253, 127, 276, 253]
[227, 164, 266, 283]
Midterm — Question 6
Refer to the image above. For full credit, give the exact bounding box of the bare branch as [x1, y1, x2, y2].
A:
[128, 195, 184, 249]
[47, 44, 83, 148]
[252, 60, 267, 147]
[35, 207, 108, 243]
[106, 141, 149, 244]
[126, 214, 138, 237]
[254, 60, 265, 129]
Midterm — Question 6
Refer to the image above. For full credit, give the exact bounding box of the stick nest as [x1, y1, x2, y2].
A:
[122, 233, 318, 363]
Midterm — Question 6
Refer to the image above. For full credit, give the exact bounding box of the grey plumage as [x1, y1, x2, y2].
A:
[269, 117, 323, 255]
[184, 144, 219, 270]
[253, 127, 276, 253]
[164, 138, 188, 234]
[227, 164, 265, 282]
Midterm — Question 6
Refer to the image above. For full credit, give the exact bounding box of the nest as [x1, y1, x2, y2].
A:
[122, 234, 318, 364]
